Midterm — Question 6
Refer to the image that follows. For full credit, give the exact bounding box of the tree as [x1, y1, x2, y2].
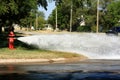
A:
[0, 0, 48, 33]
[105, 0, 120, 28]
[48, 0, 70, 30]
[37, 16, 46, 30]
[48, 0, 118, 32]
[48, 0, 92, 31]
[20, 10, 45, 30]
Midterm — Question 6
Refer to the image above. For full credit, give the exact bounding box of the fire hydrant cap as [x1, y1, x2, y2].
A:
[9, 31, 15, 36]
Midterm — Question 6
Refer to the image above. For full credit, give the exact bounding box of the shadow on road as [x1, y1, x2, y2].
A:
[0, 32, 35, 49]
[0, 71, 120, 80]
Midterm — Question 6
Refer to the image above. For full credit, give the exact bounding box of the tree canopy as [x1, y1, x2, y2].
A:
[0, 0, 48, 33]
[48, 0, 120, 32]
[20, 10, 46, 30]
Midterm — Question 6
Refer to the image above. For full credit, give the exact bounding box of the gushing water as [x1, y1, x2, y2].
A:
[18, 33, 120, 59]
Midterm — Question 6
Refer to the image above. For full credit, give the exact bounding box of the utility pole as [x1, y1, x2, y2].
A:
[36, 13, 38, 30]
[96, 0, 99, 33]
[55, 0, 58, 31]
[55, 6, 58, 31]
[70, 0, 73, 32]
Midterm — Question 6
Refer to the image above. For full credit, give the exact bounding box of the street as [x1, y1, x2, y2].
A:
[0, 59, 120, 80]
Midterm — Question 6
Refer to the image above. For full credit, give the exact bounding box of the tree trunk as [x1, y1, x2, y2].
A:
[0, 26, 2, 33]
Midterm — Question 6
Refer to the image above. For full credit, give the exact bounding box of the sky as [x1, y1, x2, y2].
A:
[39, 1, 56, 20]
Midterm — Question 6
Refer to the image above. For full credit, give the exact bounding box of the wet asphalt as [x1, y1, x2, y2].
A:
[0, 59, 120, 80]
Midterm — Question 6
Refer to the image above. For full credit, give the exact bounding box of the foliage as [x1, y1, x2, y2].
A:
[0, 0, 48, 33]
[77, 26, 91, 32]
[38, 16, 46, 29]
[20, 10, 46, 30]
[91, 26, 97, 32]
[106, 0, 120, 28]
[48, 0, 95, 31]
[48, 9, 56, 29]
[48, 0, 120, 32]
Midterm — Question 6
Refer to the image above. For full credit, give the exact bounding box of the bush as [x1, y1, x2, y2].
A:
[91, 26, 96, 32]
[77, 26, 91, 32]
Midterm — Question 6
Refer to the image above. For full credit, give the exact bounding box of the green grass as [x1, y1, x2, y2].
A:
[0, 47, 85, 59]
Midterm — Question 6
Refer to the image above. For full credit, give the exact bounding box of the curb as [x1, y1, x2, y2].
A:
[0, 57, 86, 64]
[0, 58, 67, 64]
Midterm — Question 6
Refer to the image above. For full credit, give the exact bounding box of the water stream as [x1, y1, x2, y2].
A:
[18, 33, 120, 59]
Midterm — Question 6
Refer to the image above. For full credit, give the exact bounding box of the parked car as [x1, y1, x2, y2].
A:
[106, 26, 120, 35]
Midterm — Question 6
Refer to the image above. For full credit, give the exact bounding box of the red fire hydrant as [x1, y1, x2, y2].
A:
[8, 31, 15, 49]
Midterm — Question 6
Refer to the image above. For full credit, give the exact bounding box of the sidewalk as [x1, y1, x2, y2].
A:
[0, 57, 87, 64]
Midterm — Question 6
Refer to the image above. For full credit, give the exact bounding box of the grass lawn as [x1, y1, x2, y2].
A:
[0, 47, 86, 59]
